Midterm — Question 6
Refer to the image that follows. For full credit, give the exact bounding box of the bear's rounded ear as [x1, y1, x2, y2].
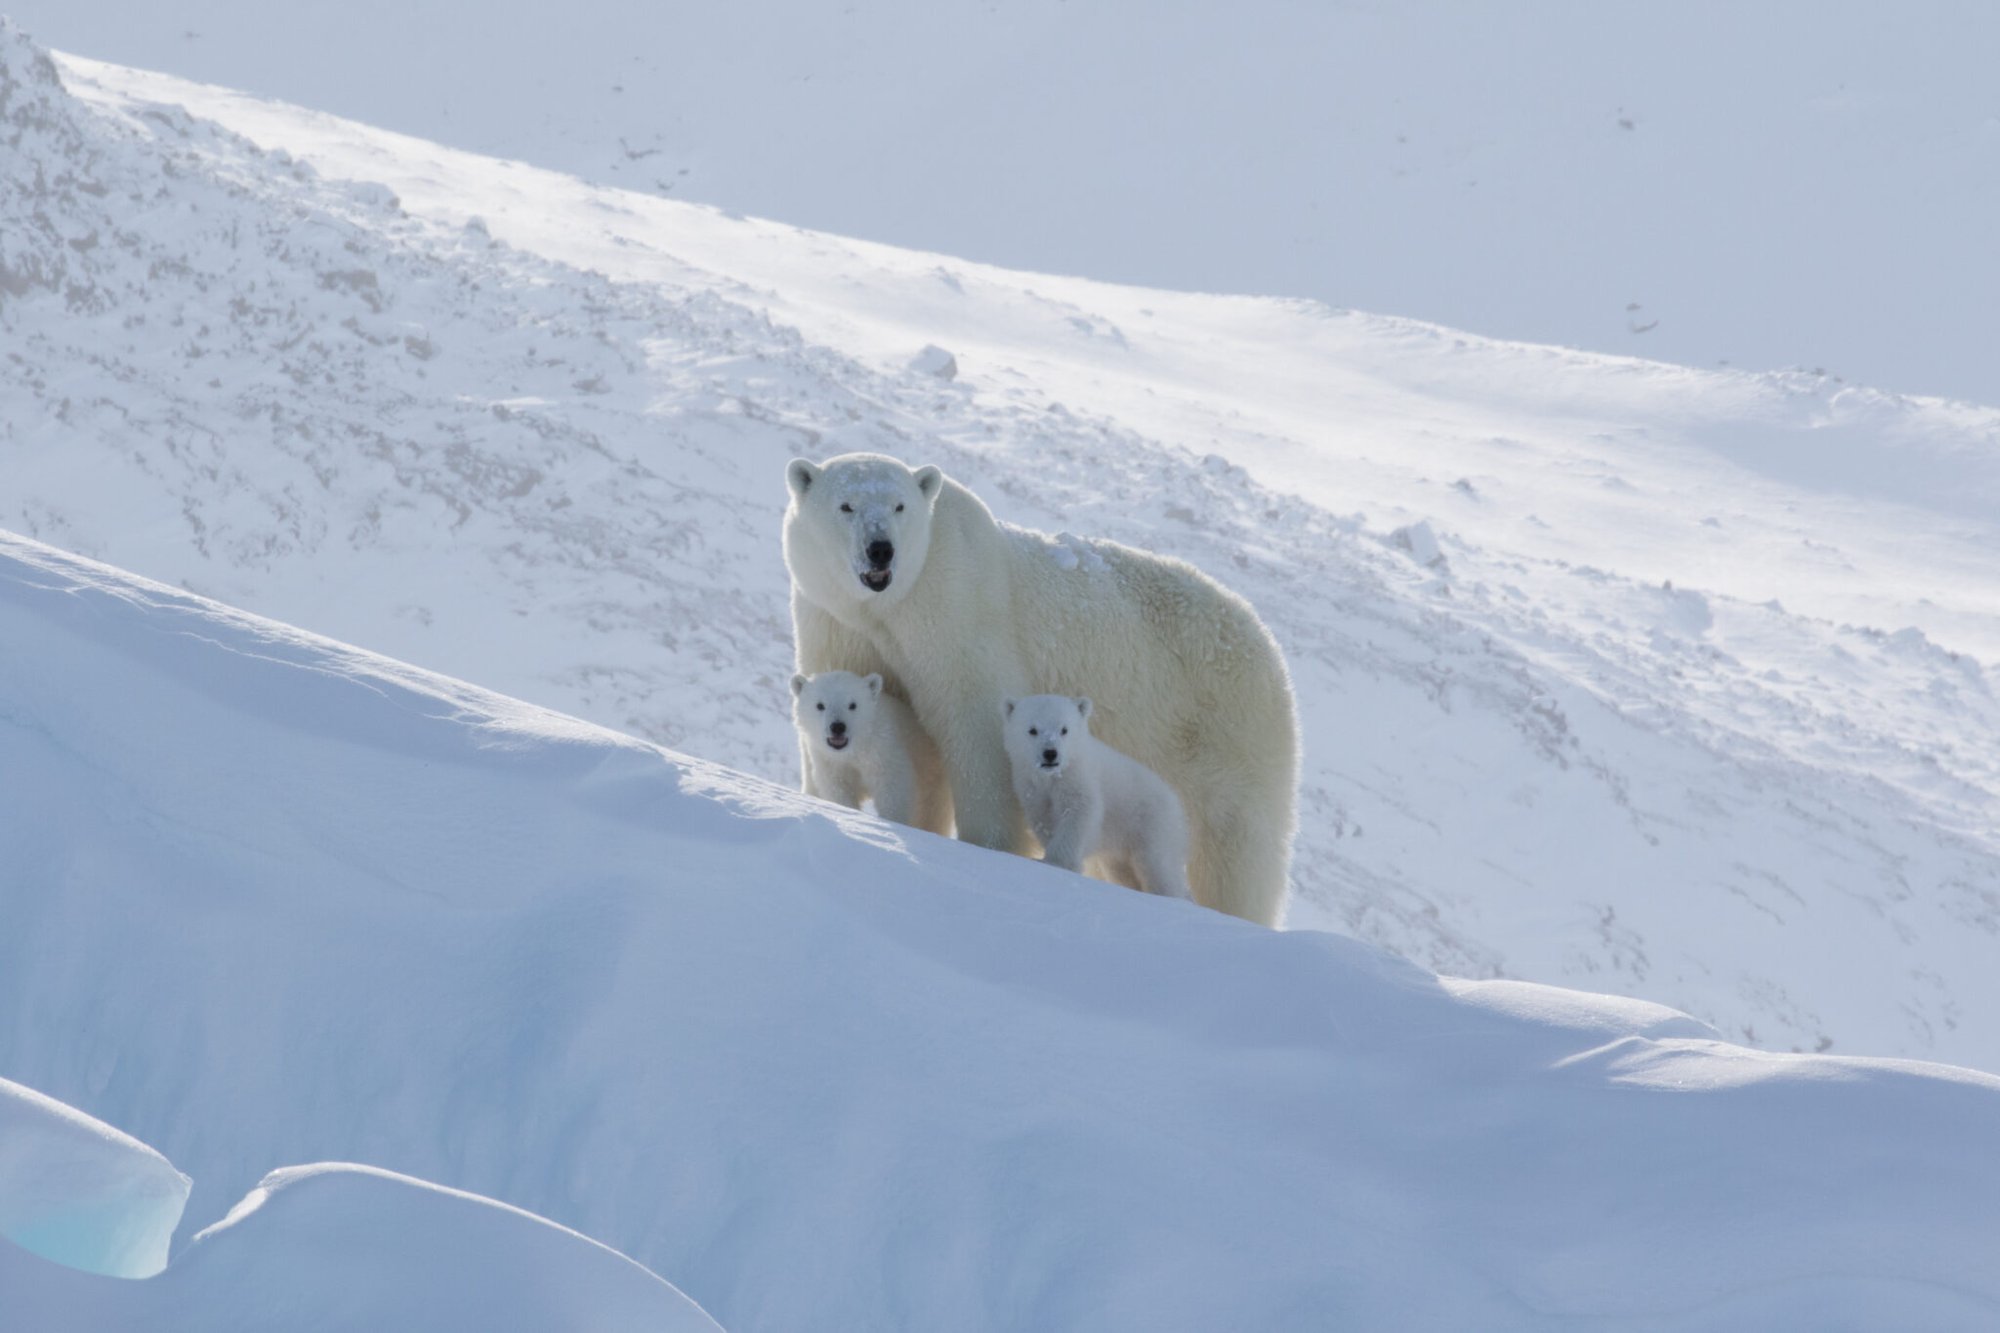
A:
[1075, 697, 1093, 720]
[786, 458, 821, 498]
[1002, 697, 1017, 719]
[790, 673, 809, 697]
[863, 672, 883, 697]
[913, 464, 943, 500]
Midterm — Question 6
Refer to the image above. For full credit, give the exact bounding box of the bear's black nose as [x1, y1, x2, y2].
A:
[866, 540, 894, 569]
[1042, 748, 1058, 764]
[830, 720, 847, 736]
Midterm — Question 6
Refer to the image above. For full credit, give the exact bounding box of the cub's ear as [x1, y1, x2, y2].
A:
[790, 673, 809, 697]
[913, 464, 944, 499]
[1074, 697, 1093, 720]
[1002, 697, 1017, 719]
[786, 458, 822, 498]
[863, 673, 883, 697]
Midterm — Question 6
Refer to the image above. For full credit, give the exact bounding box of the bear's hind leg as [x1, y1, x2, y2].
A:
[1189, 800, 1290, 927]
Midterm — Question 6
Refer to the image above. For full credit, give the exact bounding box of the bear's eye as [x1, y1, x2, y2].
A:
[1028, 727, 1038, 736]
[816, 702, 825, 711]
[848, 702, 856, 710]
[1060, 727, 1068, 735]
[895, 503, 904, 513]
[839, 503, 853, 513]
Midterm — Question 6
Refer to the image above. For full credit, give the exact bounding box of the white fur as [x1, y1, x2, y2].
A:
[1003, 695, 1192, 903]
[791, 670, 952, 836]
[783, 452, 1298, 926]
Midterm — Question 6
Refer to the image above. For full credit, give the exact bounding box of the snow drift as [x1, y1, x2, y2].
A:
[4, 531, 2000, 1328]
[0, 1150, 722, 1331]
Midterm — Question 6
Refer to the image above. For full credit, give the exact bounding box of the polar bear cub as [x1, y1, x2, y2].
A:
[1002, 694, 1192, 903]
[792, 670, 952, 836]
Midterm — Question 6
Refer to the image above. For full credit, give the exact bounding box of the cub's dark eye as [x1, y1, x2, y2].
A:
[840, 503, 853, 513]
[1028, 727, 1038, 736]
[848, 702, 856, 710]
[895, 503, 904, 512]
[816, 702, 825, 711]
[1060, 727, 1068, 735]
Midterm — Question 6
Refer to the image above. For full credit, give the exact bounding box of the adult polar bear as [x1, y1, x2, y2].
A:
[783, 452, 1298, 927]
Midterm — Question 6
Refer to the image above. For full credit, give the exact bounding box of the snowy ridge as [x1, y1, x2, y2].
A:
[4, 529, 1999, 1329]
[6, 1, 1998, 404]
[3, 20, 1999, 1069]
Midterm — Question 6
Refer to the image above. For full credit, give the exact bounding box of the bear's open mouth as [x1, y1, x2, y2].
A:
[825, 734, 850, 751]
[859, 568, 892, 592]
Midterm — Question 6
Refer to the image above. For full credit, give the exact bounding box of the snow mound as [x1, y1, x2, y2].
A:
[5, 529, 2000, 1329]
[0, 1076, 189, 1277]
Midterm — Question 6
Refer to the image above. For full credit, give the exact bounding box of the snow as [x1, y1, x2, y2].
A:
[0, 1155, 722, 1331]
[4, 528, 2000, 1329]
[2, 19, 1994, 1072]
[5, 1, 1996, 405]
[0, 1076, 189, 1278]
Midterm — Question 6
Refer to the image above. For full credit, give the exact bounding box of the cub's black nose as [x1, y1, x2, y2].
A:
[866, 540, 894, 569]
[1042, 748, 1058, 764]
[831, 720, 847, 736]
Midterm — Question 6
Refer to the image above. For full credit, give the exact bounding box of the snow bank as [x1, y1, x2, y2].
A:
[4, 530, 2000, 1329]
[0, 1151, 721, 1331]
[0, 1076, 189, 1277]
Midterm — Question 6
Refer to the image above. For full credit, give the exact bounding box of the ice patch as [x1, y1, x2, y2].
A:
[0, 1076, 190, 1278]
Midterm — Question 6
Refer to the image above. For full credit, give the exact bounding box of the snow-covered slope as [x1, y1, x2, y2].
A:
[6, 1, 1997, 404]
[5, 20, 1999, 1073]
[5, 531, 2000, 1329]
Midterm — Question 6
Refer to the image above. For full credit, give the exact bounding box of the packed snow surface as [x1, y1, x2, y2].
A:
[6, 525, 2000, 1327]
[4, 22, 2000, 1079]
[0, 1076, 189, 1278]
[6, 0, 1997, 404]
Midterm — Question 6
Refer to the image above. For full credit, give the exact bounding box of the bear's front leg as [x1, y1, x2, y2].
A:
[931, 689, 1032, 854]
[1038, 790, 1101, 873]
[815, 762, 868, 812]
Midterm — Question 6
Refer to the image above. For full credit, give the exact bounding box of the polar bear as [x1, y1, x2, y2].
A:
[791, 670, 952, 836]
[782, 452, 1298, 927]
[1003, 694, 1192, 903]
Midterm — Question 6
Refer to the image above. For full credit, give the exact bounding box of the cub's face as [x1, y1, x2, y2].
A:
[1002, 694, 1093, 778]
[783, 454, 944, 609]
[792, 670, 883, 758]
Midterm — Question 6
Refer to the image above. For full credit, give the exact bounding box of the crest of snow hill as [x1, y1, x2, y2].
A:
[4, 18, 2000, 1329]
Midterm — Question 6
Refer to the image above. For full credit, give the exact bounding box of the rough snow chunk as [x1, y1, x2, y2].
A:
[909, 344, 958, 380]
[1387, 520, 1448, 571]
[1652, 579, 1714, 637]
[0, 1076, 190, 1278]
